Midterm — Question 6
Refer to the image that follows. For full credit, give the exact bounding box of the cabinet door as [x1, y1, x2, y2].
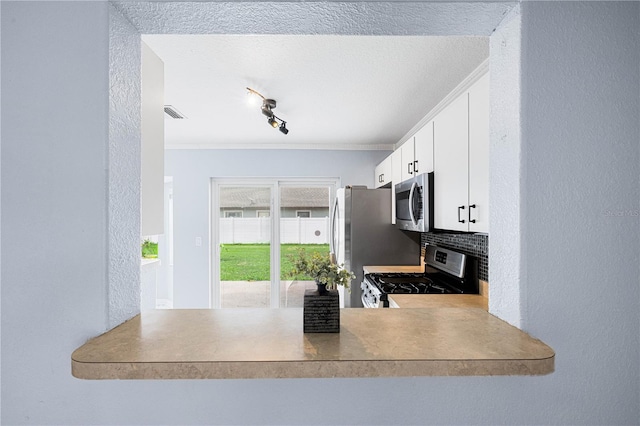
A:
[434, 93, 469, 231]
[400, 139, 415, 181]
[391, 149, 403, 184]
[374, 154, 392, 188]
[141, 42, 165, 236]
[468, 73, 490, 233]
[391, 150, 403, 224]
[413, 121, 434, 174]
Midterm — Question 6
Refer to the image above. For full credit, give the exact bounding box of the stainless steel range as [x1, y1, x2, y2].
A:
[361, 244, 478, 308]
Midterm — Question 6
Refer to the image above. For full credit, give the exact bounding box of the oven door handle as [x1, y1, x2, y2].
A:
[361, 292, 370, 308]
[363, 296, 378, 309]
[408, 181, 418, 226]
[361, 284, 377, 308]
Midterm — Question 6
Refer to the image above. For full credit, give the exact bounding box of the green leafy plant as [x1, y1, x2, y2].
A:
[141, 239, 158, 258]
[288, 248, 354, 291]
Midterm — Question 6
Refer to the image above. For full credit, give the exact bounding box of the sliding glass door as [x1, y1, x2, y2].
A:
[217, 184, 272, 308]
[211, 178, 337, 308]
[279, 184, 332, 308]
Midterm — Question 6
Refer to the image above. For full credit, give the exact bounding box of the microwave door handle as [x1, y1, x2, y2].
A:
[408, 181, 418, 226]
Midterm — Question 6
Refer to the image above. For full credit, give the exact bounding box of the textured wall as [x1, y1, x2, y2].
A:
[489, 4, 523, 326]
[165, 149, 388, 308]
[108, 4, 141, 328]
[113, 1, 514, 36]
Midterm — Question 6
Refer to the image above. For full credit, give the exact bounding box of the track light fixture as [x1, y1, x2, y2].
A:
[246, 87, 289, 135]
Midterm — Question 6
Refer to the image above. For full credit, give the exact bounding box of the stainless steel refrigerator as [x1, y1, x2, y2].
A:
[330, 185, 421, 308]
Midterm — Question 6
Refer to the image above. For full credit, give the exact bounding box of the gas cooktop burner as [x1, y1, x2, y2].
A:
[369, 273, 461, 295]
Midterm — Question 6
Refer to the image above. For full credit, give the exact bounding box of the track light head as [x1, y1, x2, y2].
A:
[246, 88, 289, 135]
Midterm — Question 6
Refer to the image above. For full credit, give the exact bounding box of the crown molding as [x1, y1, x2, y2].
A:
[165, 142, 395, 151]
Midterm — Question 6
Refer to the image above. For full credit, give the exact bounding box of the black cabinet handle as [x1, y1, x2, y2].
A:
[413, 160, 418, 173]
[407, 163, 413, 175]
[458, 205, 466, 223]
[380, 174, 384, 183]
[469, 204, 477, 223]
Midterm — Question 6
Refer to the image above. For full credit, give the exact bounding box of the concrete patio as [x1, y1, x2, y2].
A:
[220, 280, 317, 308]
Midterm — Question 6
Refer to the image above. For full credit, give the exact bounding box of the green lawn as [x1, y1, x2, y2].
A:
[220, 244, 330, 281]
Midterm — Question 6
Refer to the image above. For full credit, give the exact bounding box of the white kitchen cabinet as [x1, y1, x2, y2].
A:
[391, 150, 402, 224]
[374, 153, 393, 188]
[399, 121, 434, 182]
[433, 73, 489, 232]
[467, 73, 490, 232]
[391, 149, 402, 184]
[141, 42, 165, 236]
[434, 93, 469, 232]
[400, 139, 415, 181]
[414, 121, 434, 175]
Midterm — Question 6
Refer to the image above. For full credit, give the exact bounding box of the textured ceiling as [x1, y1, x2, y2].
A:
[143, 34, 489, 150]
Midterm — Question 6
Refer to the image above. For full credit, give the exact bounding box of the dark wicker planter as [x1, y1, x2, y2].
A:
[303, 282, 340, 333]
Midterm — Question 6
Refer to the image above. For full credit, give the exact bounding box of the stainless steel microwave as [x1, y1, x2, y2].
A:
[394, 172, 434, 232]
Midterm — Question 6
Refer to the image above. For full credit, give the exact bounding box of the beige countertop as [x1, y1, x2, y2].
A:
[363, 265, 425, 274]
[389, 294, 488, 309]
[72, 308, 554, 380]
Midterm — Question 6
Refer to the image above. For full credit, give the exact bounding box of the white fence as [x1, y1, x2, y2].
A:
[220, 217, 330, 244]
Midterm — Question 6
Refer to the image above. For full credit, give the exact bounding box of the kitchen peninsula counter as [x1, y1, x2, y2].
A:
[72, 308, 554, 380]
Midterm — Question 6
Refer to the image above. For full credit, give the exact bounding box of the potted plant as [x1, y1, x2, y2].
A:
[289, 249, 354, 294]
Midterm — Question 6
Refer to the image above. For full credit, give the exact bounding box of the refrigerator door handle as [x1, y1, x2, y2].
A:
[329, 195, 339, 263]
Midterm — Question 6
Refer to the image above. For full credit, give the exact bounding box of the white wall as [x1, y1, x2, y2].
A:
[165, 149, 387, 308]
[520, 4, 639, 421]
[1, 2, 639, 425]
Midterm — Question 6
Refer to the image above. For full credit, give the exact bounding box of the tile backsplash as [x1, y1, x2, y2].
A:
[420, 232, 488, 281]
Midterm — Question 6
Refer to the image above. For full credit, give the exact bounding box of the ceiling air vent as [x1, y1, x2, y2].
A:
[164, 105, 186, 119]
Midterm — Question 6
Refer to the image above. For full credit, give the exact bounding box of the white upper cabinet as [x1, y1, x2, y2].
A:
[433, 72, 489, 233]
[433, 93, 469, 232]
[391, 149, 403, 185]
[141, 42, 165, 236]
[413, 121, 434, 175]
[374, 154, 393, 188]
[399, 121, 434, 182]
[391, 150, 403, 224]
[400, 139, 415, 181]
[377, 67, 489, 232]
[467, 73, 490, 233]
